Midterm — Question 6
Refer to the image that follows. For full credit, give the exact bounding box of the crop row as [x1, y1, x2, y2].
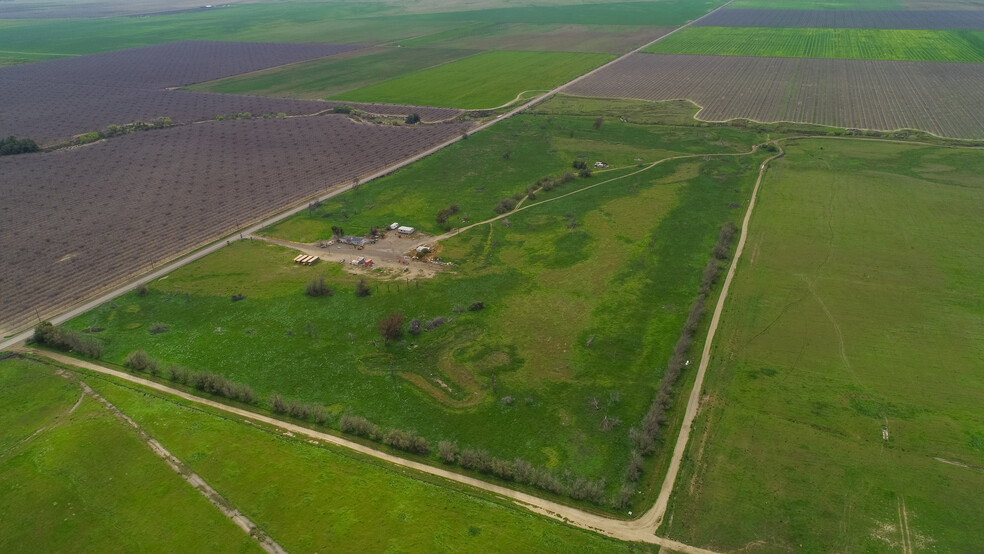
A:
[0, 41, 363, 89]
[0, 116, 470, 335]
[565, 53, 984, 139]
[0, 79, 462, 145]
[696, 8, 984, 30]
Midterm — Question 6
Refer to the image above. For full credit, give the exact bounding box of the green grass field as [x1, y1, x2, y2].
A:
[646, 27, 984, 62]
[63, 106, 768, 504]
[0, 3, 412, 56]
[0, 0, 720, 62]
[0, 356, 259, 552]
[663, 139, 984, 551]
[332, 50, 614, 108]
[75, 366, 645, 552]
[188, 47, 478, 99]
[263, 102, 759, 240]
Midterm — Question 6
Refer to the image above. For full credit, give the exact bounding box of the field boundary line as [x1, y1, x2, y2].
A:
[647, 144, 785, 530]
[22, 348, 717, 553]
[561, 90, 984, 142]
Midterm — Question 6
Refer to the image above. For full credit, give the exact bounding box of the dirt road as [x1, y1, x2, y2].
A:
[647, 146, 784, 530]
[0, 0, 735, 349]
[28, 348, 715, 554]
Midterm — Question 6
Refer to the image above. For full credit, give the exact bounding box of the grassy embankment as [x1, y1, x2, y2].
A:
[663, 138, 984, 551]
[63, 101, 769, 508]
[0, 356, 259, 552]
[646, 27, 984, 62]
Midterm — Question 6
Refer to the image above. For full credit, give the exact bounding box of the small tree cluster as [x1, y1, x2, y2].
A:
[467, 301, 484, 311]
[383, 429, 430, 454]
[408, 318, 421, 335]
[355, 278, 371, 297]
[494, 198, 516, 214]
[438, 440, 458, 464]
[435, 204, 460, 228]
[306, 277, 333, 297]
[572, 160, 588, 170]
[378, 313, 404, 343]
[32, 322, 103, 358]
[405, 113, 421, 124]
[712, 222, 738, 260]
[0, 135, 40, 156]
[270, 397, 329, 423]
[339, 414, 430, 455]
[424, 317, 446, 331]
[75, 118, 172, 145]
[340, 414, 381, 440]
[148, 322, 169, 334]
[125, 350, 157, 373]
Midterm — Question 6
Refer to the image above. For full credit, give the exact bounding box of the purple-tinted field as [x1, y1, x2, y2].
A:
[0, 81, 462, 144]
[0, 116, 470, 335]
[565, 53, 984, 139]
[0, 41, 363, 88]
[0, 41, 462, 144]
[695, 8, 984, 29]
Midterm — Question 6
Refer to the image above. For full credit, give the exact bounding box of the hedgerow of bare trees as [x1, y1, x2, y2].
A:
[628, 221, 738, 460]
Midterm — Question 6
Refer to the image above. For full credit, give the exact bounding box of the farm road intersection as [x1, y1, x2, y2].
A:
[2, 1, 764, 549]
[21, 134, 980, 548]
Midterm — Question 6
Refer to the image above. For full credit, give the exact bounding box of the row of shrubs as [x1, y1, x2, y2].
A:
[271, 394, 330, 424]
[76, 117, 172, 145]
[124, 350, 256, 404]
[631, 222, 739, 457]
[32, 321, 104, 358]
[336, 414, 608, 503]
[437, 441, 608, 504]
[340, 414, 431, 454]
